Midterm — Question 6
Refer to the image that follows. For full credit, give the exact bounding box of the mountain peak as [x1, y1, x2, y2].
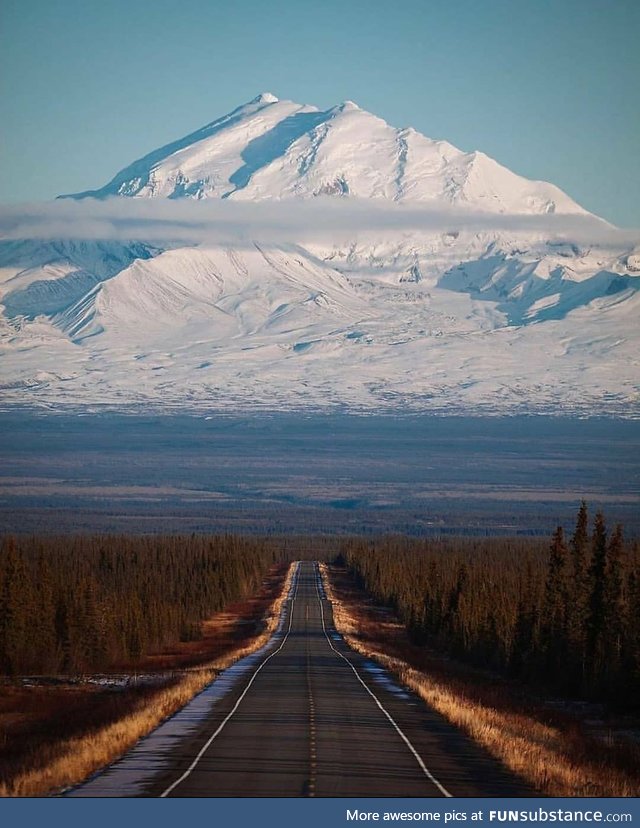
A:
[251, 92, 279, 104]
[330, 100, 362, 114]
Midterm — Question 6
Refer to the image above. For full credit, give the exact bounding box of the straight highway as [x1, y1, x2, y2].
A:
[143, 561, 530, 797]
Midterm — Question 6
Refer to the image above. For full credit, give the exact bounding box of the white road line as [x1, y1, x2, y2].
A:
[159, 562, 302, 798]
[313, 564, 453, 798]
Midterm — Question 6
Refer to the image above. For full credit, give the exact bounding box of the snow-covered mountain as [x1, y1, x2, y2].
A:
[1, 94, 638, 414]
[62, 92, 586, 216]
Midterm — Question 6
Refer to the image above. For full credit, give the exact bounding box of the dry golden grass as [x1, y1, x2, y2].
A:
[320, 563, 639, 798]
[0, 562, 295, 798]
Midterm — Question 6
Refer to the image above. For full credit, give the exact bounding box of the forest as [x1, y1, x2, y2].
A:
[1, 507, 639, 712]
[339, 504, 640, 709]
[0, 534, 284, 674]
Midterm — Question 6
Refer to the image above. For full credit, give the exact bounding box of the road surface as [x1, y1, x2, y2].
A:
[74, 561, 532, 797]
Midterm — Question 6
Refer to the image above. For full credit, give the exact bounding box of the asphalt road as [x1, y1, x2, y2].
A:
[140, 561, 531, 797]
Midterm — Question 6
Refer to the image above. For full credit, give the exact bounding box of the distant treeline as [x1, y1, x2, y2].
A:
[0, 535, 284, 675]
[340, 504, 640, 709]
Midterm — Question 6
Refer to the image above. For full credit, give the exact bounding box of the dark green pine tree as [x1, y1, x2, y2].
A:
[541, 526, 570, 686]
[571, 501, 590, 574]
[586, 512, 608, 694]
[567, 501, 590, 682]
[602, 524, 625, 693]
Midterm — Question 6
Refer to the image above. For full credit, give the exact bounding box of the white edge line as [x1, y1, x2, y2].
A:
[159, 561, 301, 797]
[314, 563, 453, 798]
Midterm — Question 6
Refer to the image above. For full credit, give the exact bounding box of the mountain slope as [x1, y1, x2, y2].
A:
[53, 244, 369, 345]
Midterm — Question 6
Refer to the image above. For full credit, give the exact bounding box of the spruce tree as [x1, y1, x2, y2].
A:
[602, 524, 625, 692]
[586, 512, 608, 693]
[567, 501, 590, 685]
[542, 526, 569, 684]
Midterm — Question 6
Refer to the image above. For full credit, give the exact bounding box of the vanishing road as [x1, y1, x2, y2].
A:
[73, 561, 531, 797]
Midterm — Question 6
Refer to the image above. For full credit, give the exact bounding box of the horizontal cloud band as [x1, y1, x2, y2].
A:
[0, 196, 637, 248]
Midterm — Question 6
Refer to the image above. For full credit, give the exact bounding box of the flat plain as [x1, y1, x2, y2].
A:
[1, 412, 637, 535]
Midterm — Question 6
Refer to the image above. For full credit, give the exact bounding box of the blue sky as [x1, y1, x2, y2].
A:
[1, 0, 638, 226]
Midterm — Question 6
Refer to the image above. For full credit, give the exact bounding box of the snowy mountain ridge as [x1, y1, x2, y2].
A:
[61, 92, 587, 218]
[1, 94, 638, 415]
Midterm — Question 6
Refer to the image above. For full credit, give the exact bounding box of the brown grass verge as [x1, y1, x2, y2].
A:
[0, 562, 295, 798]
[320, 563, 640, 798]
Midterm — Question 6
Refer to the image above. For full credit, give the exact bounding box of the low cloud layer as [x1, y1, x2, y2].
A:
[0, 197, 638, 249]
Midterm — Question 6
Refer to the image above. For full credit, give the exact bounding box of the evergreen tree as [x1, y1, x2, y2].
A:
[586, 512, 608, 691]
[541, 526, 569, 684]
[567, 500, 590, 686]
[602, 524, 625, 692]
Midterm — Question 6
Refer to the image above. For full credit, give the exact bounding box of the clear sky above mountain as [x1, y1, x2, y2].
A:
[1, 0, 638, 227]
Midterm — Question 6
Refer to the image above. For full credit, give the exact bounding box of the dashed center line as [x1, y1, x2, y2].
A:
[306, 641, 317, 797]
